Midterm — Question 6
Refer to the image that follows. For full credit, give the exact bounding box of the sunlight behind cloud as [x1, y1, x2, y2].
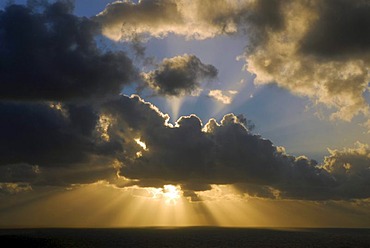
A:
[166, 96, 184, 121]
[1, 182, 369, 228]
[163, 185, 181, 205]
[1, 0, 370, 230]
[134, 138, 148, 151]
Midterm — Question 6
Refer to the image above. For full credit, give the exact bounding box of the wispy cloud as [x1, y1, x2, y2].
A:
[208, 90, 238, 104]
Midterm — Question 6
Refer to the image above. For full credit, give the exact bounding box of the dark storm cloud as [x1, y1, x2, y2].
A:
[0, 102, 96, 166]
[0, 1, 138, 187]
[300, 0, 370, 59]
[0, 163, 40, 183]
[0, 1, 136, 101]
[0, 88, 368, 200]
[141, 54, 218, 96]
[0, 101, 120, 186]
[100, 95, 369, 201]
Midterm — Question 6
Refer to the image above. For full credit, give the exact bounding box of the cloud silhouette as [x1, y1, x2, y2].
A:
[101, 95, 369, 201]
[0, 2, 136, 101]
[141, 54, 218, 96]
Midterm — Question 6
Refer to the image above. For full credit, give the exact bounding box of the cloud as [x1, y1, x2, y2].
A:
[321, 142, 370, 200]
[0, 183, 33, 195]
[0, 101, 119, 186]
[0, 163, 40, 183]
[95, 0, 254, 41]
[100, 95, 369, 201]
[300, 0, 370, 59]
[95, 0, 184, 41]
[0, 1, 138, 187]
[97, 0, 370, 122]
[0, 2, 136, 101]
[208, 89, 238, 104]
[0, 1, 369, 203]
[0, 89, 368, 200]
[244, 0, 370, 121]
[141, 54, 218, 96]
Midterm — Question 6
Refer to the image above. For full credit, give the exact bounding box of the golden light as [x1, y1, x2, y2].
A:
[97, 114, 114, 142]
[163, 184, 181, 205]
[145, 184, 182, 205]
[166, 96, 184, 121]
[134, 138, 148, 151]
[2, 181, 369, 228]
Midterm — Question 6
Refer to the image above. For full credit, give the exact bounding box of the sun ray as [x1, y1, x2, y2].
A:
[166, 96, 184, 121]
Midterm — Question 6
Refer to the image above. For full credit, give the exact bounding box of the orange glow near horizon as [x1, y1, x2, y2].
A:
[0, 182, 369, 228]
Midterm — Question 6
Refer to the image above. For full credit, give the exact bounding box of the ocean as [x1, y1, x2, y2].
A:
[0, 227, 369, 247]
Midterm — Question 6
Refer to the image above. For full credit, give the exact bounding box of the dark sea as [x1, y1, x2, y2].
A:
[0, 227, 369, 248]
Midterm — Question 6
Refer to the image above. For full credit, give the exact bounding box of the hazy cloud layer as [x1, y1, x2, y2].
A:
[0, 183, 33, 195]
[141, 54, 218, 96]
[0, 163, 40, 183]
[95, 0, 250, 40]
[0, 2, 136, 101]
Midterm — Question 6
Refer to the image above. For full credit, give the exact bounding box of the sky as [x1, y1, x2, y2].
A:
[0, 0, 369, 228]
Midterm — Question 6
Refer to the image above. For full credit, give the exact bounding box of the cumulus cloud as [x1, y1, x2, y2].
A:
[322, 142, 370, 199]
[244, 0, 370, 121]
[0, 1, 136, 101]
[208, 90, 238, 104]
[141, 54, 218, 96]
[0, 87, 368, 200]
[99, 95, 368, 201]
[97, 0, 370, 122]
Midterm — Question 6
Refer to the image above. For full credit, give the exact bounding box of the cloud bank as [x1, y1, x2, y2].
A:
[101, 95, 369, 201]
[0, 1, 369, 203]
